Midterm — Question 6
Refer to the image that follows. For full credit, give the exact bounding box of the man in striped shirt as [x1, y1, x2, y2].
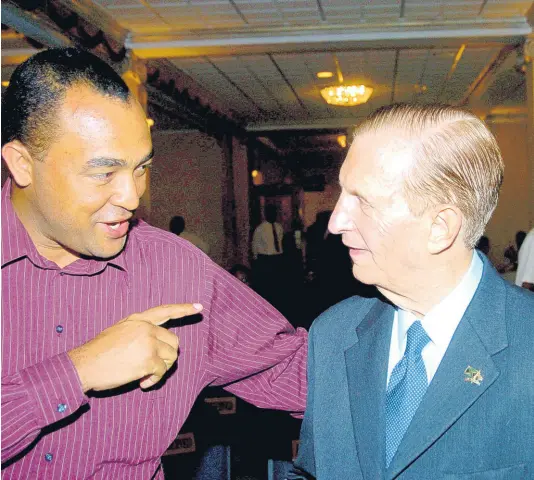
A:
[1, 48, 307, 479]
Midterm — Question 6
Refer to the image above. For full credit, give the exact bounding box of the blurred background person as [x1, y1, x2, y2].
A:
[229, 263, 254, 289]
[499, 230, 527, 283]
[516, 228, 534, 291]
[475, 235, 490, 256]
[169, 215, 211, 255]
[252, 204, 285, 307]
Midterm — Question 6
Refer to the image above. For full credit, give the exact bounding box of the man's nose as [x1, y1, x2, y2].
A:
[328, 203, 344, 235]
[113, 174, 143, 211]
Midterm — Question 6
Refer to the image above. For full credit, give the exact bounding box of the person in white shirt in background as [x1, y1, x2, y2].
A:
[515, 227, 534, 291]
[251, 204, 284, 306]
[252, 204, 284, 259]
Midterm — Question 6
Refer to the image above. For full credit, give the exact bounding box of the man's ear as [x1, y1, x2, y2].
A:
[427, 205, 463, 254]
[1, 140, 34, 187]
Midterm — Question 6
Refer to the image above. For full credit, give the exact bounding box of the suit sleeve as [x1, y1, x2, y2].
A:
[201, 262, 308, 415]
[293, 322, 316, 477]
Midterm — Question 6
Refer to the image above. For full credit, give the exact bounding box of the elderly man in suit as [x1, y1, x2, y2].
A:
[295, 104, 534, 479]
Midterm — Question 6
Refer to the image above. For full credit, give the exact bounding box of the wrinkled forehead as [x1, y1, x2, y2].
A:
[341, 128, 415, 191]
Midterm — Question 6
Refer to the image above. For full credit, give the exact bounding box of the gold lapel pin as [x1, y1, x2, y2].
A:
[464, 366, 483, 385]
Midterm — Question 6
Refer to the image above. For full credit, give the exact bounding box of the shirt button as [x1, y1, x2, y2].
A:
[55, 325, 64, 334]
[59, 272, 65, 276]
[44, 453, 53, 462]
[57, 403, 67, 413]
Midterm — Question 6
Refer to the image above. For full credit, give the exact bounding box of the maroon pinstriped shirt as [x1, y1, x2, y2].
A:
[1, 179, 308, 479]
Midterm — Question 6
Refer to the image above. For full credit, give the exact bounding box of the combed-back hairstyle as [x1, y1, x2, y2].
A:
[2, 47, 131, 159]
[354, 103, 504, 249]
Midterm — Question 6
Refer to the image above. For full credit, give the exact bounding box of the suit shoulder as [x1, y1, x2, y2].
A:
[310, 295, 379, 339]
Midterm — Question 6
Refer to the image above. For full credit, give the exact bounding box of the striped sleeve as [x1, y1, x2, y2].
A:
[1, 352, 88, 463]
[202, 263, 308, 415]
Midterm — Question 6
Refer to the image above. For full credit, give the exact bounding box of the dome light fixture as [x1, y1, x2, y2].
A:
[320, 85, 373, 106]
[319, 55, 373, 106]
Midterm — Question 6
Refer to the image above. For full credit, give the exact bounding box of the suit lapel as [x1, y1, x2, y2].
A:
[387, 257, 508, 479]
[345, 300, 395, 480]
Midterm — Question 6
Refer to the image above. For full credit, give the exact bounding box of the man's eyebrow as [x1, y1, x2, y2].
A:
[339, 179, 371, 203]
[83, 157, 126, 169]
[135, 149, 154, 167]
[82, 150, 154, 170]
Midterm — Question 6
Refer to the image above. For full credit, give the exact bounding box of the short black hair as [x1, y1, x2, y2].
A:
[265, 204, 278, 223]
[476, 235, 490, 255]
[169, 216, 185, 235]
[2, 47, 131, 158]
[516, 230, 527, 251]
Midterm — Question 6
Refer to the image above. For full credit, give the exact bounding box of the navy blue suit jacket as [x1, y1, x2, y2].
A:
[295, 256, 534, 479]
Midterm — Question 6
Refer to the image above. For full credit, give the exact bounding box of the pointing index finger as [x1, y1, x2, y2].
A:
[142, 303, 203, 326]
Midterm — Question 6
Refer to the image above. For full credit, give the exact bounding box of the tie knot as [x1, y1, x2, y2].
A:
[405, 321, 430, 357]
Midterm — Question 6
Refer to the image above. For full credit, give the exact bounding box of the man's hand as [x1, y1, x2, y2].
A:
[68, 303, 203, 392]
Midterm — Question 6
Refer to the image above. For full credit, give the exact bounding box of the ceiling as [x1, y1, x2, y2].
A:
[1, 0, 533, 154]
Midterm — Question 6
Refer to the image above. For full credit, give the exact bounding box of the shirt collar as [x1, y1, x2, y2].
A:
[1, 177, 128, 274]
[397, 250, 484, 349]
[1, 178, 35, 267]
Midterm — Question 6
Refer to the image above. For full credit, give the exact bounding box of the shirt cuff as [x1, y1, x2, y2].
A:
[19, 352, 89, 428]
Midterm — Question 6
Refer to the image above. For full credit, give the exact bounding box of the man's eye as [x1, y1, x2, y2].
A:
[135, 163, 152, 176]
[92, 172, 113, 180]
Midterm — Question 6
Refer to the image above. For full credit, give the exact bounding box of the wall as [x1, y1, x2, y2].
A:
[150, 130, 226, 265]
[302, 160, 342, 229]
[232, 138, 251, 266]
[303, 183, 340, 229]
[485, 120, 531, 264]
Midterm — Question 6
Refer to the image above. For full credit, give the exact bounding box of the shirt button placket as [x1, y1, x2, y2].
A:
[54, 271, 66, 341]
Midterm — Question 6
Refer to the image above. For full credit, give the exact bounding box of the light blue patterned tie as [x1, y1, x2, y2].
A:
[385, 320, 430, 467]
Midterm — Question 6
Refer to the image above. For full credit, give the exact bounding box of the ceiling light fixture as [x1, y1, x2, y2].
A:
[413, 84, 427, 93]
[321, 85, 373, 106]
[337, 135, 347, 148]
[317, 71, 334, 78]
[251, 169, 263, 186]
[1, 81, 9, 87]
[320, 55, 373, 106]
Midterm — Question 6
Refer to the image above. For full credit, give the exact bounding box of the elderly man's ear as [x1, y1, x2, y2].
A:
[2, 141, 34, 187]
[427, 205, 463, 254]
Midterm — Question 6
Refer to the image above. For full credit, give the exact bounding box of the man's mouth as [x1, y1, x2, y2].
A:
[100, 219, 131, 238]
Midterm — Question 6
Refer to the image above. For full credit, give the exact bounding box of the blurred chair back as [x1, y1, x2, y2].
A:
[267, 459, 294, 480]
[195, 445, 230, 480]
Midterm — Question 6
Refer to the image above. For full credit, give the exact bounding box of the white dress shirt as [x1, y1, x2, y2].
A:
[516, 228, 534, 286]
[387, 251, 484, 386]
[252, 221, 284, 258]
